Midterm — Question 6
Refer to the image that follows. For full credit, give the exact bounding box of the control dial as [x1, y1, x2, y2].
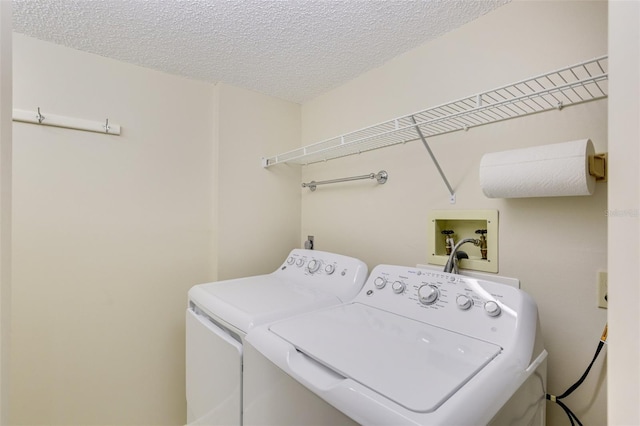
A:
[296, 258, 305, 267]
[307, 259, 321, 273]
[484, 300, 502, 317]
[391, 281, 406, 294]
[374, 277, 387, 289]
[456, 294, 473, 310]
[324, 264, 336, 275]
[287, 257, 295, 265]
[418, 284, 440, 305]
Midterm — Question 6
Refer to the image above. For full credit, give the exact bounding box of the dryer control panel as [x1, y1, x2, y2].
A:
[275, 249, 369, 302]
[354, 264, 538, 348]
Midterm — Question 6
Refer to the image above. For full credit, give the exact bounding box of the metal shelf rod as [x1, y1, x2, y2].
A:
[411, 116, 455, 203]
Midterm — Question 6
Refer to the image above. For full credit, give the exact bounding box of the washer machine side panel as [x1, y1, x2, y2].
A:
[186, 308, 242, 425]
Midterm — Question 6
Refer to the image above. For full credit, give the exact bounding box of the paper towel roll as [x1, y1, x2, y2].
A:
[479, 139, 596, 198]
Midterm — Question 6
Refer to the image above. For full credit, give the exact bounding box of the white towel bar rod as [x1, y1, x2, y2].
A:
[13, 108, 121, 135]
[302, 170, 388, 192]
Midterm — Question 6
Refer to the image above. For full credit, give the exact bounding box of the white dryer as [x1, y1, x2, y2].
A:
[185, 249, 368, 425]
[246, 264, 548, 425]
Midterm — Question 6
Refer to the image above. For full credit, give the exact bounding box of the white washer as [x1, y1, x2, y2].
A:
[185, 249, 368, 425]
[246, 264, 548, 425]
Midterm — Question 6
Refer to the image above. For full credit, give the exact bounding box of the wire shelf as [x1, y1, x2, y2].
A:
[263, 55, 608, 167]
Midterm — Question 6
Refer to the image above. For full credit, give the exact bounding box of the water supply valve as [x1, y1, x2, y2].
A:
[475, 229, 488, 260]
[441, 230, 455, 255]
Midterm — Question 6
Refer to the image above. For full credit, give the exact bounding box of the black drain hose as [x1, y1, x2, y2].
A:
[546, 323, 607, 426]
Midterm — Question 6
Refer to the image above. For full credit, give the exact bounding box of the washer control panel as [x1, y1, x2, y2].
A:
[283, 250, 351, 277]
[276, 249, 369, 302]
[354, 264, 536, 347]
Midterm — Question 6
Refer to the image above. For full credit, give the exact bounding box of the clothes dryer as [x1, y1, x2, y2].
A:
[246, 264, 547, 425]
[185, 249, 367, 425]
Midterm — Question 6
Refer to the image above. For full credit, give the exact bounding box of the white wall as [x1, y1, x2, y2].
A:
[216, 83, 301, 280]
[300, 1, 608, 425]
[10, 33, 301, 425]
[608, 1, 640, 425]
[10, 34, 217, 424]
[0, 1, 11, 422]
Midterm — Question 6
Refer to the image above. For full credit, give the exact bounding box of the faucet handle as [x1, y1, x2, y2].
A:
[475, 229, 487, 235]
[441, 230, 454, 235]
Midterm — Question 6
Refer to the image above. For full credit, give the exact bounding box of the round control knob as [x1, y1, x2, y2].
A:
[296, 258, 305, 267]
[418, 285, 440, 305]
[373, 277, 387, 289]
[484, 300, 501, 317]
[287, 257, 295, 265]
[456, 294, 473, 310]
[307, 259, 321, 273]
[391, 281, 406, 294]
[324, 264, 335, 275]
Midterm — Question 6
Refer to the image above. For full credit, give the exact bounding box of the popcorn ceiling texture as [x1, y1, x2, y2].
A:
[12, 0, 509, 104]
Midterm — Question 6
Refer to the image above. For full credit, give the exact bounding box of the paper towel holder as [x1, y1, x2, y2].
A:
[589, 153, 607, 182]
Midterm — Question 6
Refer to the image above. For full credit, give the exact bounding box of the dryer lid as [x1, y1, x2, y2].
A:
[269, 302, 502, 413]
[189, 275, 341, 333]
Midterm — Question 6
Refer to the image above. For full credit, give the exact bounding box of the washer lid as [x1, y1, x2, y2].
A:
[269, 303, 502, 413]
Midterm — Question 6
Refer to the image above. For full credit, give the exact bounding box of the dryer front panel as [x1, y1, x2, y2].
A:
[186, 308, 242, 425]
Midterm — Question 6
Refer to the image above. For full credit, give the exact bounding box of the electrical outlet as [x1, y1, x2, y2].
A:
[304, 235, 314, 250]
[597, 271, 608, 309]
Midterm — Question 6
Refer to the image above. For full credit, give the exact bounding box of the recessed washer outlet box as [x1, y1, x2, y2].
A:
[427, 210, 498, 273]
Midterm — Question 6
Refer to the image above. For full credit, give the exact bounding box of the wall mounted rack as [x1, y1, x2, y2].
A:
[262, 55, 608, 171]
[13, 107, 121, 135]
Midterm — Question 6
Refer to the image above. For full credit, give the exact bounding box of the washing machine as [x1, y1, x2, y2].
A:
[185, 248, 368, 425]
[246, 264, 548, 425]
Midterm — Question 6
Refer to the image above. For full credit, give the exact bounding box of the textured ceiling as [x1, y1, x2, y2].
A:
[12, 0, 510, 104]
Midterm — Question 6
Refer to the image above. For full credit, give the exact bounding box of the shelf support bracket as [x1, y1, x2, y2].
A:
[411, 116, 456, 204]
